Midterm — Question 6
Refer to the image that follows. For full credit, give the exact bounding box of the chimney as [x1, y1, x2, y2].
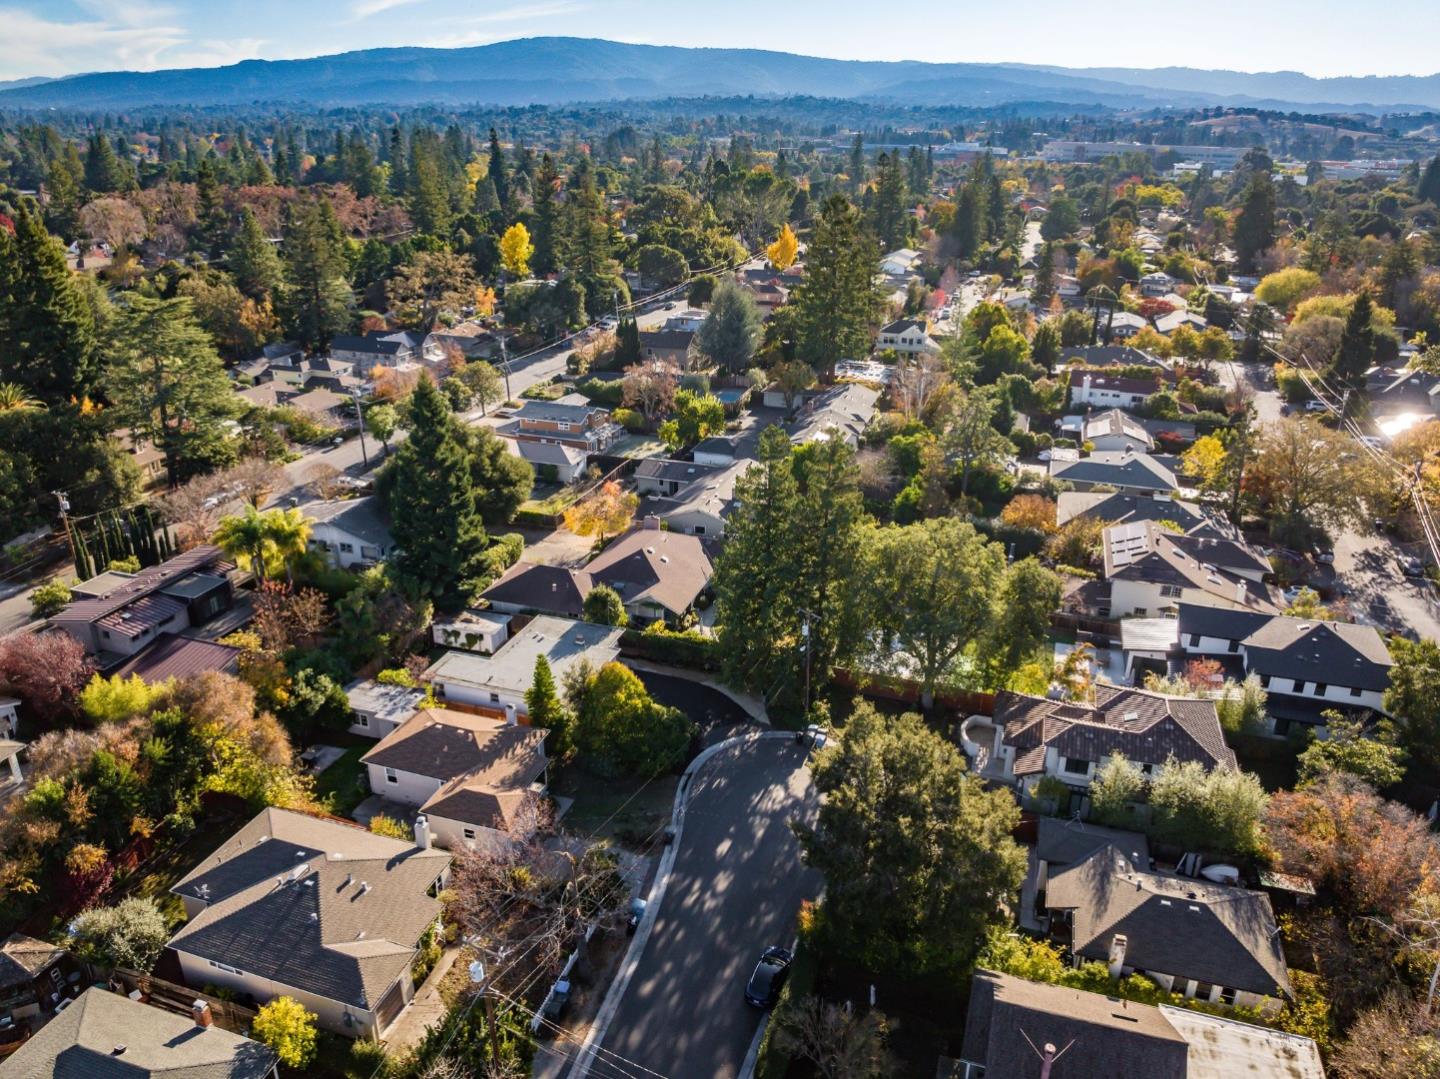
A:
[414, 814, 431, 850]
[1039, 1043, 1060, 1079]
[643, 514, 661, 530]
[192, 1000, 213, 1029]
[505, 702, 518, 726]
[1107, 934, 1128, 979]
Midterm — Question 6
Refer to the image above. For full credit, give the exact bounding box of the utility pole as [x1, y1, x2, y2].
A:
[350, 391, 370, 469]
[499, 333, 513, 402]
[54, 490, 75, 573]
[798, 606, 817, 722]
[468, 960, 503, 1071]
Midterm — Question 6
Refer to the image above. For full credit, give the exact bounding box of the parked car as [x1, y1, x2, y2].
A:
[1400, 554, 1426, 577]
[745, 946, 793, 1007]
[1312, 545, 1335, 565]
[1304, 400, 1329, 413]
[598, 316, 619, 331]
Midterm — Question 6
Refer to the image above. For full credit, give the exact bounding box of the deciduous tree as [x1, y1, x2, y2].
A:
[253, 997, 318, 1069]
[563, 481, 638, 544]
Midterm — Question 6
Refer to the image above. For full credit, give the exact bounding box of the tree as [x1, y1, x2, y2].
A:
[0, 204, 99, 401]
[633, 244, 687, 288]
[366, 402, 399, 453]
[775, 997, 896, 1079]
[621, 361, 678, 424]
[583, 584, 628, 627]
[499, 222, 534, 279]
[563, 481, 637, 544]
[457, 425, 533, 525]
[1383, 636, 1440, 769]
[1149, 759, 1267, 857]
[1297, 717, 1407, 789]
[767, 223, 799, 270]
[281, 195, 353, 351]
[253, 997, 318, 1069]
[571, 662, 694, 778]
[1180, 434, 1229, 491]
[385, 377, 489, 611]
[1040, 195, 1079, 242]
[1332, 992, 1440, 1079]
[1255, 268, 1322, 312]
[1247, 417, 1379, 543]
[943, 387, 1011, 496]
[457, 360, 504, 416]
[1234, 171, 1277, 274]
[999, 495, 1057, 533]
[486, 127, 510, 212]
[525, 655, 571, 758]
[389, 250, 478, 329]
[213, 506, 311, 581]
[984, 559, 1063, 682]
[228, 208, 284, 301]
[29, 579, 73, 619]
[659, 390, 725, 451]
[78, 673, 168, 724]
[368, 814, 411, 840]
[77, 197, 145, 253]
[0, 630, 94, 727]
[870, 151, 909, 251]
[694, 279, 761, 373]
[1088, 753, 1147, 829]
[863, 519, 1004, 706]
[69, 897, 169, 971]
[1214, 675, 1268, 735]
[796, 705, 1025, 976]
[790, 194, 880, 365]
[1331, 290, 1377, 394]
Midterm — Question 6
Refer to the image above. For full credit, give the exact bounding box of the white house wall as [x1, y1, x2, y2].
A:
[365, 763, 444, 807]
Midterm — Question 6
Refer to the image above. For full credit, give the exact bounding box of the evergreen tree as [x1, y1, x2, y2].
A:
[281, 196, 354, 351]
[228, 208, 284, 301]
[615, 317, 642, 366]
[532, 153, 561, 276]
[906, 145, 927, 196]
[694, 279, 761, 373]
[526, 654, 571, 758]
[1030, 319, 1061, 374]
[1330, 291, 1376, 395]
[952, 183, 985, 258]
[870, 151, 908, 251]
[0, 205, 99, 401]
[1418, 155, 1440, 205]
[847, 133, 865, 191]
[790, 194, 880, 366]
[560, 157, 620, 314]
[408, 130, 452, 238]
[582, 584, 628, 627]
[384, 377, 489, 611]
[1233, 171, 1277, 274]
[83, 134, 128, 194]
[1238, 303, 1273, 365]
[487, 127, 509, 213]
[193, 156, 228, 258]
[1031, 242, 1056, 310]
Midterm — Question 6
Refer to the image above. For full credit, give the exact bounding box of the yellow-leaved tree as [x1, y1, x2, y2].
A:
[563, 481, 638, 544]
[766, 223, 798, 271]
[499, 222, 535, 279]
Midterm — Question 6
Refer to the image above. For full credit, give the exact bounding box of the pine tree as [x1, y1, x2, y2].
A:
[385, 377, 489, 612]
[1233, 171, 1277, 274]
[870, 151, 908, 251]
[229, 209, 284, 301]
[532, 153, 560, 276]
[695, 279, 761, 373]
[0, 205, 99, 401]
[848, 133, 865, 191]
[487, 127, 509, 213]
[526, 655, 571, 757]
[83, 134, 128, 194]
[1418, 155, 1440, 205]
[1330, 291, 1376, 396]
[408, 130, 452, 238]
[790, 194, 881, 365]
[952, 183, 985, 259]
[1031, 242, 1056, 309]
[281, 196, 354, 351]
[194, 157, 228, 258]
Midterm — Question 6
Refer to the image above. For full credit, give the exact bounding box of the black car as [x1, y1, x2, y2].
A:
[745, 946, 793, 1007]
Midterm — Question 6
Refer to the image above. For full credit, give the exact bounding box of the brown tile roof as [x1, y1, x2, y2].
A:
[480, 562, 590, 618]
[114, 634, 241, 682]
[57, 547, 226, 623]
[995, 685, 1237, 773]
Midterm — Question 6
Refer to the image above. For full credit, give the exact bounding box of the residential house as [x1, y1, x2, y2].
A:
[1103, 311, 1150, 340]
[637, 329, 694, 366]
[234, 382, 293, 410]
[635, 458, 725, 498]
[660, 308, 708, 333]
[329, 331, 422, 370]
[691, 436, 739, 467]
[0, 988, 280, 1079]
[515, 440, 587, 483]
[962, 685, 1236, 797]
[305, 498, 395, 569]
[0, 934, 81, 1025]
[1061, 345, 1170, 372]
[1175, 604, 1393, 732]
[506, 401, 622, 454]
[746, 280, 789, 317]
[167, 808, 450, 1040]
[342, 681, 423, 741]
[955, 970, 1322, 1079]
[1044, 846, 1291, 1011]
[789, 383, 881, 447]
[1077, 408, 1155, 452]
[1050, 451, 1177, 495]
[285, 386, 351, 425]
[879, 248, 922, 279]
[1021, 819, 1150, 931]
[480, 564, 589, 621]
[876, 317, 939, 357]
[1140, 270, 1179, 297]
[362, 709, 548, 853]
[655, 459, 745, 537]
[1154, 310, 1208, 336]
[0, 697, 17, 738]
[1069, 371, 1161, 410]
[424, 322, 501, 363]
[1057, 491, 1207, 532]
[110, 428, 167, 488]
[431, 611, 512, 655]
[1101, 521, 1280, 618]
[113, 635, 242, 682]
[51, 547, 236, 661]
[425, 616, 624, 717]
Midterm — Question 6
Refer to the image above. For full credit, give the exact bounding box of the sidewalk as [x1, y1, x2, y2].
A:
[381, 942, 465, 1055]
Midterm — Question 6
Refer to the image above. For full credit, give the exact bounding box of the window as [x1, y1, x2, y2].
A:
[1061, 756, 1091, 776]
[463, 828, 476, 840]
[1160, 585, 1182, 598]
[355, 714, 369, 728]
[208, 960, 244, 976]
[384, 768, 398, 784]
[340, 542, 354, 554]
[101, 630, 111, 640]
[1188, 633, 1201, 646]
[694, 526, 705, 535]
[489, 692, 500, 704]
[1219, 986, 1238, 1005]
[1259, 675, 1270, 688]
[1294, 681, 1307, 694]
[1314, 683, 1328, 696]
[1192, 981, 1216, 1002]
[1133, 607, 1147, 616]
[556, 421, 571, 432]
[1350, 686, 1364, 698]
[1227, 639, 1240, 653]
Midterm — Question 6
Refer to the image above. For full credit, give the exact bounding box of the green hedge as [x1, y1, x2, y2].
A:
[620, 627, 721, 671]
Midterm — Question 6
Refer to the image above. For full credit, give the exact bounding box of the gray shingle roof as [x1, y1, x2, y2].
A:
[1057, 492, 1206, 531]
[1103, 522, 1281, 613]
[1051, 451, 1176, 492]
[0, 987, 278, 1079]
[304, 498, 394, 549]
[1082, 408, 1154, 447]
[1241, 617, 1393, 692]
[583, 527, 714, 617]
[514, 400, 605, 424]
[169, 808, 448, 1011]
[1045, 846, 1290, 999]
[0, 933, 65, 989]
[480, 563, 590, 619]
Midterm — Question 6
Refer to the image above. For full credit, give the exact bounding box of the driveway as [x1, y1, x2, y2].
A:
[634, 670, 756, 744]
[580, 738, 819, 1079]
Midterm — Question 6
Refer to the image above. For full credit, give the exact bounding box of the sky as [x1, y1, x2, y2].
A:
[3, 0, 1439, 83]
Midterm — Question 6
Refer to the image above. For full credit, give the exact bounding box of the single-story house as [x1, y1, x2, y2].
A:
[431, 611, 512, 655]
[345, 679, 426, 739]
[1061, 345, 1169, 372]
[1154, 310, 1208, 336]
[637, 329, 694, 366]
[1076, 408, 1155, 452]
[1139, 270, 1179, 296]
[691, 436, 738, 468]
[514, 439, 587, 484]
[1056, 491, 1208, 533]
[1050, 451, 1177, 495]
[1, 987, 280, 1079]
[305, 498, 395, 569]
[1103, 310, 1151, 340]
[789, 383, 881, 446]
[285, 387, 350, 423]
[112, 634, 242, 682]
[581, 522, 714, 625]
[655, 460, 746, 538]
[635, 458, 725, 498]
[168, 808, 450, 1040]
[362, 708, 549, 853]
[425, 616, 624, 717]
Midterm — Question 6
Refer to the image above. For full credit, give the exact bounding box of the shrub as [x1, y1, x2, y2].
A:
[368, 814, 411, 841]
[253, 997, 319, 1069]
[612, 407, 646, 433]
[79, 673, 171, 725]
[70, 897, 170, 972]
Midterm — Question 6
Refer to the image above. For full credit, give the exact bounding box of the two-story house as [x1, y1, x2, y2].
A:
[876, 317, 939, 357]
[1077, 408, 1156, 452]
[506, 401, 622, 454]
[362, 708, 549, 853]
[1101, 521, 1281, 618]
[1069, 371, 1161, 410]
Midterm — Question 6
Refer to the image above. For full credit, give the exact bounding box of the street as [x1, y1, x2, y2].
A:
[585, 738, 820, 1079]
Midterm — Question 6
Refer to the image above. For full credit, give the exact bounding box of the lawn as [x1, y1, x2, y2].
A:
[314, 745, 372, 817]
[520, 485, 584, 516]
[550, 763, 678, 850]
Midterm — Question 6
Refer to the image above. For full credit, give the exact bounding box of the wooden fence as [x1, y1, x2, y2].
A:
[110, 968, 258, 1035]
[830, 668, 996, 716]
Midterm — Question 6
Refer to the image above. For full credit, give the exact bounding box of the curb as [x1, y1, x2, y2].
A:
[566, 729, 796, 1078]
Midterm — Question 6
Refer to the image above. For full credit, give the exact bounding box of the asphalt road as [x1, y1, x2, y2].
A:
[591, 739, 820, 1079]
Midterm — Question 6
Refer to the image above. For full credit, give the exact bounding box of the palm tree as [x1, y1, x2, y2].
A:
[213, 505, 311, 581]
[0, 382, 44, 412]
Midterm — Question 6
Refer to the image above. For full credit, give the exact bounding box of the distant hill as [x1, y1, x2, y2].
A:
[0, 75, 56, 93]
[0, 38, 1435, 113]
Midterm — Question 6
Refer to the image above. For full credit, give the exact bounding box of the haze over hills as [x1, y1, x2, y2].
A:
[1, 37, 1437, 113]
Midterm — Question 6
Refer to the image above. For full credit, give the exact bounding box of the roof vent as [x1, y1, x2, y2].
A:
[358, 881, 371, 896]
[309, 912, 319, 922]
[1188, 904, 1201, 912]
[112, 1045, 128, 1056]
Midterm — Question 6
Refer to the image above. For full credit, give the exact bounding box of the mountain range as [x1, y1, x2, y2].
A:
[1, 37, 1437, 114]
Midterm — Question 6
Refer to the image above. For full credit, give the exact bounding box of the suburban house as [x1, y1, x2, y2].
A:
[962, 685, 1236, 798]
[1140, 270, 1179, 296]
[1103, 310, 1150, 339]
[789, 383, 882, 447]
[0, 988, 280, 1079]
[329, 331, 422, 369]
[1061, 345, 1170, 372]
[284, 386, 351, 424]
[431, 610, 512, 655]
[506, 401, 622, 454]
[345, 679, 426, 739]
[1073, 408, 1155, 452]
[515, 439, 588, 483]
[168, 807, 450, 1040]
[876, 317, 939, 356]
[424, 322, 502, 363]
[655, 459, 746, 537]
[362, 708, 549, 853]
[305, 498, 395, 569]
[1050, 450, 1177, 495]
[1154, 310, 1208, 335]
[50, 546, 237, 661]
[1069, 371, 1162, 410]
[691, 436, 738, 467]
[112, 635, 242, 682]
[635, 457, 725, 498]
[1020, 819, 1150, 932]
[1057, 491, 1208, 533]
[1101, 522, 1281, 618]
[1044, 846, 1291, 1011]
[955, 970, 1322, 1079]
[0, 933, 81, 1026]
[0, 696, 17, 737]
[110, 428, 167, 488]
[1175, 604, 1393, 731]
[425, 616, 623, 717]
[483, 525, 713, 627]
[747, 280, 790, 316]
[637, 329, 695, 366]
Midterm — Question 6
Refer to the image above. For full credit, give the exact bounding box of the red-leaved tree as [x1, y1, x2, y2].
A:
[0, 631, 95, 728]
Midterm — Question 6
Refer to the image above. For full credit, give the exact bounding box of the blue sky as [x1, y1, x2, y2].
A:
[3, 0, 1437, 82]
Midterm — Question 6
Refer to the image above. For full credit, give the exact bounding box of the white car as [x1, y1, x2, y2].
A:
[1304, 400, 1329, 413]
[598, 316, 619, 331]
[1357, 435, 1385, 450]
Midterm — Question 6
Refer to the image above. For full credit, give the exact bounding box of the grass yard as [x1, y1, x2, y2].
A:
[550, 763, 678, 851]
[520, 485, 584, 516]
[314, 745, 372, 817]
